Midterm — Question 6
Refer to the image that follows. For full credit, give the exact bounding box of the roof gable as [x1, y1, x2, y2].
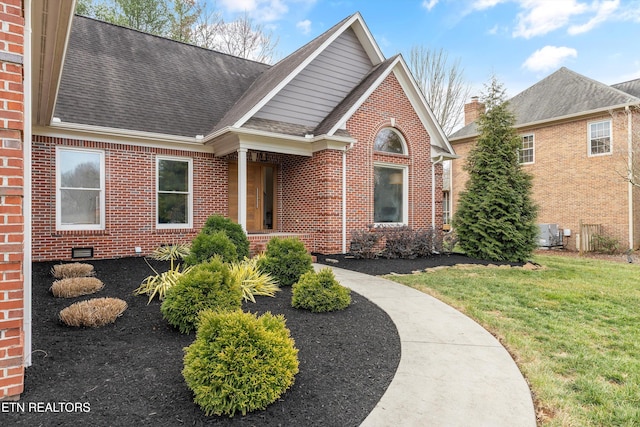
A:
[450, 67, 640, 141]
[209, 12, 385, 135]
[612, 78, 640, 98]
[54, 16, 269, 138]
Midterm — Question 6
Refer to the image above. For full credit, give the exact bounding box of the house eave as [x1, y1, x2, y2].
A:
[206, 127, 355, 157]
[37, 121, 214, 152]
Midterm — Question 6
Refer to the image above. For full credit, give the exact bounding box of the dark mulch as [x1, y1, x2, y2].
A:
[314, 252, 521, 276]
[8, 257, 400, 427]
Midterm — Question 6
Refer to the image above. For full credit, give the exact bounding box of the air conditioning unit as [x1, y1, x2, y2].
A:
[538, 224, 563, 248]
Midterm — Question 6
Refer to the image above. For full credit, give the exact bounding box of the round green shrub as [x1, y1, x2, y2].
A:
[185, 230, 238, 266]
[292, 268, 351, 313]
[160, 257, 242, 334]
[202, 215, 250, 260]
[183, 309, 299, 417]
[257, 237, 313, 287]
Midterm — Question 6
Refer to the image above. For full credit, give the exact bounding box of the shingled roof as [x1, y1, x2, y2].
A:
[55, 16, 269, 137]
[450, 67, 640, 141]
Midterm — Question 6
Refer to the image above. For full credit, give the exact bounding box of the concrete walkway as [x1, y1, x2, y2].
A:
[319, 265, 537, 427]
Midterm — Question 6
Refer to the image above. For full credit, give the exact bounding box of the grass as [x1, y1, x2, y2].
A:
[388, 254, 640, 426]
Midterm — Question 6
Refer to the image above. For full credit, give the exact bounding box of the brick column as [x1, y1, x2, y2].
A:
[0, 0, 26, 400]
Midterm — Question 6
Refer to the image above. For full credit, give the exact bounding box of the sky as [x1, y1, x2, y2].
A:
[210, 0, 640, 99]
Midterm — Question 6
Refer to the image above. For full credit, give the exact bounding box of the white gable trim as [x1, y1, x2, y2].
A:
[326, 56, 456, 160]
[232, 13, 385, 130]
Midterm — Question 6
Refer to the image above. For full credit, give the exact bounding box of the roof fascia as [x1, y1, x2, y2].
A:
[231, 13, 382, 130]
[207, 127, 355, 157]
[39, 122, 213, 153]
[449, 101, 640, 142]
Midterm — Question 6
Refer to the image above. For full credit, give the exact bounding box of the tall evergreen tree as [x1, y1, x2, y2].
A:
[453, 77, 538, 262]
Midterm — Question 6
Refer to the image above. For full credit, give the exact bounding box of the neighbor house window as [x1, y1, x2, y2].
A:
[157, 157, 192, 228]
[56, 147, 105, 230]
[374, 128, 406, 154]
[443, 191, 451, 227]
[374, 164, 407, 224]
[589, 120, 611, 155]
[519, 134, 534, 164]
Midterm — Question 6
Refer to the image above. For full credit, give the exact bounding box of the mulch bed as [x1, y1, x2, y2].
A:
[8, 257, 400, 426]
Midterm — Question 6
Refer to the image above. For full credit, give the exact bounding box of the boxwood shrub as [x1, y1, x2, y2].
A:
[202, 215, 250, 260]
[183, 309, 299, 417]
[160, 257, 242, 334]
[291, 268, 351, 312]
[257, 237, 313, 287]
[185, 230, 237, 266]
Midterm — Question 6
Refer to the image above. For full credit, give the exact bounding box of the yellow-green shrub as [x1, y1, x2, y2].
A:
[183, 309, 299, 417]
[291, 268, 351, 312]
[160, 257, 242, 334]
[257, 237, 312, 287]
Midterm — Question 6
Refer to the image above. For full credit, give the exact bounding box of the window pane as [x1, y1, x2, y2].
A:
[159, 160, 188, 192]
[374, 128, 404, 154]
[158, 193, 188, 224]
[60, 151, 101, 188]
[61, 189, 100, 225]
[374, 166, 403, 223]
[590, 121, 611, 154]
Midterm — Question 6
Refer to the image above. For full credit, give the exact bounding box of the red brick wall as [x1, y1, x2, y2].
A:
[32, 136, 227, 261]
[0, 0, 25, 400]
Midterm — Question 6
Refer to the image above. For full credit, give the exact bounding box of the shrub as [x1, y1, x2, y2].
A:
[183, 309, 299, 417]
[257, 237, 313, 287]
[160, 257, 242, 334]
[381, 226, 437, 259]
[135, 260, 194, 304]
[292, 268, 351, 313]
[50, 277, 104, 298]
[442, 230, 459, 254]
[349, 229, 380, 259]
[229, 255, 280, 303]
[202, 215, 250, 260]
[51, 263, 94, 279]
[59, 298, 127, 327]
[185, 230, 238, 266]
[592, 233, 620, 254]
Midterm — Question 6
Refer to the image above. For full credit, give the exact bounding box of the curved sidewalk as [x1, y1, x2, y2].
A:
[321, 265, 537, 427]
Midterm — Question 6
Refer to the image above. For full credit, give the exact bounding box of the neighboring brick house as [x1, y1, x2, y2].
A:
[2, 5, 455, 399]
[448, 67, 640, 251]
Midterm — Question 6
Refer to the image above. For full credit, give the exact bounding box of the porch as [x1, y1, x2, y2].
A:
[247, 232, 316, 256]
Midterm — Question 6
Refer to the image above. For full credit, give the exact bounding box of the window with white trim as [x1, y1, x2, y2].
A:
[56, 147, 105, 230]
[589, 120, 611, 155]
[374, 164, 407, 224]
[519, 134, 534, 164]
[157, 157, 193, 228]
[374, 128, 406, 154]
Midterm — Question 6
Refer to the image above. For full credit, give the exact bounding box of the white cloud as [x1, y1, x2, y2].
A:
[513, 0, 588, 38]
[568, 0, 619, 34]
[296, 19, 312, 34]
[218, 0, 290, 22]
[422, 0, 439, 11]
[522, 45, 578, 72]
[471, 0, 507, 10]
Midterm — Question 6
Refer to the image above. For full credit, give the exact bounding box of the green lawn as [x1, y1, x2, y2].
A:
[388, 255, 640, 426]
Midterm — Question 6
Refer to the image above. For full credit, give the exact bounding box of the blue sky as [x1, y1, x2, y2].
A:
[211, 0, 640, 98]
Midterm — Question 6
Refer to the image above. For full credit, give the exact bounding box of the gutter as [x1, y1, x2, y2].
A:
[628, 105, 634, 250]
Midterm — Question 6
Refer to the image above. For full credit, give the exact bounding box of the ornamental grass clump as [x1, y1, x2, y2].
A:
[135, 244, 193, 303]
[183, 309, 299, 417]
[50, 277, 104, 298]
[161, 257, 242, 334]
[292, 268, 351, 313]
[59, 297, 127, 327]
[257, 237, 313, 287]
[229, 255, 280, 303]
[184, 230, 238, 266]
[51, 263, 94, 279]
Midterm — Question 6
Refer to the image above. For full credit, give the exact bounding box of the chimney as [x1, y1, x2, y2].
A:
[464, 96, 485, 126]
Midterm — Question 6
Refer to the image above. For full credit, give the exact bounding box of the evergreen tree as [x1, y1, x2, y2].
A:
[453, 77, 538, 262]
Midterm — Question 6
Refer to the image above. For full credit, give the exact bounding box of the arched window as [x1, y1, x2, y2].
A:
[374, 128, 406, 154]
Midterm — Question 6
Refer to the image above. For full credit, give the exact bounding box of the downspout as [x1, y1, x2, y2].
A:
[23, 0, 33, 367]
[628, 105, 634, 250]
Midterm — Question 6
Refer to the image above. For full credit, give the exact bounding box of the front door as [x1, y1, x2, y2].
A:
[228, 162, 276, 232]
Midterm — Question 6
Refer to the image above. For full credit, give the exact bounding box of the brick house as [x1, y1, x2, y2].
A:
[1, 3, 455, 399]
[448, 67, 640, 251]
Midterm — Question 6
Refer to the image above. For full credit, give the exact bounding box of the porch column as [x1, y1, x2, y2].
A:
[238, 148, 248, 231]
